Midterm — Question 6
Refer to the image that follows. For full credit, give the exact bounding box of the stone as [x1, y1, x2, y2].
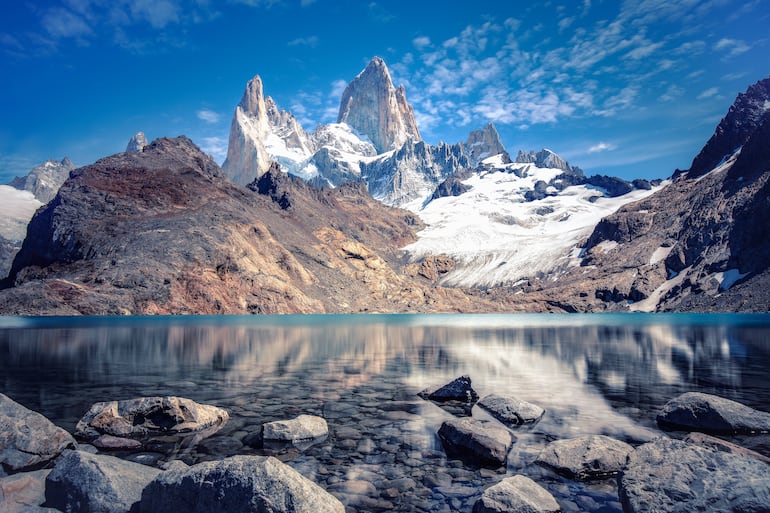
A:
[619, 437, 770, 513]
[0, 393, 76, 473]
[472, 475, 560, 513]
[92, 434, 142, 451]
[657, 391, 770, 434]
[0, 469, 50, 513]
[684, 432, 770, 464]
[45, 450, 161, 513]
[437, 418, 513, 467]
[262, 414, 328, 442]
[74, 396, 229, 439]
[477, 394, 545, 426]
[421, 375, 479, 402]
[139, 455, 345, 513]
[536, 435, 633, 480]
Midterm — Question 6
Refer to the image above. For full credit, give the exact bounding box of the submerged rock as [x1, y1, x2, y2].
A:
[263, 415, 328, 442]
[619, 437, 770, 513]
[45, 450, 161, 513]
[473, 475, 560, 513]
[140, 455, 344, 513]
[437, 418, 513, 467]
[420, 375, 479, 402]
[536, 434, 633, 480]
[74, 396, 229, 439]
[477, 394, 545, 426]
[0, 393, 76, 473]
[657, 391, 770, 434]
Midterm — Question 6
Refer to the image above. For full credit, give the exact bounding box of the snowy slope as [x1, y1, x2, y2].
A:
[0, 186, 42, 241]
[403, 161, 664, 288]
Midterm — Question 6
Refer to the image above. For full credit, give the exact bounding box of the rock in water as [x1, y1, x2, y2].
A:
[477, 394, 545, 426]
[421, 375, 479, 402]
[45, 450, 161, 513]
[472, 475, 560, 513]
[657, 391, 770, 434]
[0, 393, 76, 473]
[262, 415, 328, 442]
[74, 396, 229, 439]
[619, 437, 770, 513]
[535, 434, 633, 480]
[126, 132, 148, 153]
[437, 418, 513, 467]
[140, 455, 345, 513]
[684, 432, 770, 464]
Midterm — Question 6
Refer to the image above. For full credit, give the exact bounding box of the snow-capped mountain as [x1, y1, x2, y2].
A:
[8, 157, 74, 204]
[126, 132, 148, 153]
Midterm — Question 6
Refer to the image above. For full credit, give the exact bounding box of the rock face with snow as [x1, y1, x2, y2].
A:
[126, 132, 148, 153]
[8, 157, 74, 204]
[515, 148, 582, 175]
[464, 123, 511, 167]
[337, 56, 421, 154]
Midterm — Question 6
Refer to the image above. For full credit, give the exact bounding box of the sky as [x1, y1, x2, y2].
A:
[0, 0, 768, 183]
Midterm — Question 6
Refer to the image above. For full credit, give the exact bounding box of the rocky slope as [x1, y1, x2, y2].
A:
[0, 137, 508, 315]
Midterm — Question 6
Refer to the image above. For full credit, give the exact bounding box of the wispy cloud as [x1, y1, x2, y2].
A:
[412, 36, 431, 50]
[697, 87, 718, 100]
[588, 142, 617, 153]
[714, 38, 750, 57]
[42, 7, 92, 39]
[287, 35, 319, 47]
[200, 136, 228, 163]
[197, 109, 221, 124]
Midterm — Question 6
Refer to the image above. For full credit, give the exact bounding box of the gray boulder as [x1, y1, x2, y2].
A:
[75, 396, 229, 439]
[45, 450, 161, 513]
[421, 375, 479, 402]
[437, 418, 513, 467]
[140, 455, 345, 513]
[657, 391, 770, 434]
[684, 432, 770, 464]
[536, 434, 633, 480]
[263, 415, 328, 442]
[0, 393, 76, 473]
[0, 469, 50, 512]
[620, 437, 770, 513]
[477, 394, 545, 426]
[472, 475, 560, 513]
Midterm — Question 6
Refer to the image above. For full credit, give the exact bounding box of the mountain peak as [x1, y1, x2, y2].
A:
[464, 122, 510, 165]
[337, 57, 421, 153]
[126, 132, 148, 153]
[238, 74, 266, 116]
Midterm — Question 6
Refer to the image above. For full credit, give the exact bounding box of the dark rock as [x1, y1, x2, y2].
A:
[139, 455, 345, 513]
[74, 396, 229, 440]
[657, 391, 770, 434]
[0, 393, 76, 473]
[619, 437, 770, 513]
[0, 469, 50, 512]
[437, 418, 513, 467]
[430, 176, 471, 200]
[585, 175, 633, 197]
[472, 475, 560, 513]
[420, 375, 479, 402]
[477, 394, 545, 426]
[536, 434, 633, 480]
[45, 450, 160, 513]
[464, 123, 511, 166]
[262, 414, 328, 442]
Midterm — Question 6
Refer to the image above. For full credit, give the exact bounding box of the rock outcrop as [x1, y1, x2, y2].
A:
[8, 157, 74, 204]
[420, 375, 479, 402]
[657, 391, 770, 434]
[126, 132, 148, 153]
[464, 123, 511, 166]
[473, 475, 560, 513]
[536, 435, 634, 480]
[337, 57, 421, 153]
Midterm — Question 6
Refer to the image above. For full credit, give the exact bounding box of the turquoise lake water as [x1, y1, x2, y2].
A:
[1, 313, 769, 512]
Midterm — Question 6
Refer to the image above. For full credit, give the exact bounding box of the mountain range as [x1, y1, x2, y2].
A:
[0, 58, 768, 314]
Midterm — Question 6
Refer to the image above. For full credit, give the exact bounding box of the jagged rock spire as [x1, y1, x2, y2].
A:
[126, 132, 148, 153]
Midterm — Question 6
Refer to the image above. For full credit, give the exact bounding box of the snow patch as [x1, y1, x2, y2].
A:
[716, 268, 750, 291]
[630, 266, 692, 312]
[649, 246, 673, 265]
[595, 241, 619, 253]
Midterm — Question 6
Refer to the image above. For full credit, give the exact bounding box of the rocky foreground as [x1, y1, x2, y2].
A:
[2, 382, 769, 513]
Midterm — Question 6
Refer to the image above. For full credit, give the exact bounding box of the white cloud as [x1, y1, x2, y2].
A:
[624, 41, 663, 60]
[287, 35, 318, 47]
[42, 7, 92, 38]
[588, 142, 617, 153]
[329, 79, 347, 99]
[659, 84, 684, 102]
[558, 17, 575, 31]
[197, 109, 221, 123]
[696, 87, 718, 100]
[412, 36, 431, 49]
[128, 0, 180, 28]
[714, 38, 750, 57]
[200, 136, 227, 163]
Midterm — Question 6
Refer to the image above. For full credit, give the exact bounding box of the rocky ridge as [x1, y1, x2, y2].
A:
[7, 157, 74, 205]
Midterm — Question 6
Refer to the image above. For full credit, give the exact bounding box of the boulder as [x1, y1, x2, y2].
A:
[684, 432, 770, 464]
[472, 475, 560, 513]
[0, 469, 50, 512]
[420, 375, 479, 402]
[657, 392, 770, 434]
[619, 437, 770, 513]
[536, 434, 633, 480]
[45, 450, 161, 513]
[262, 415, 328, 442]
[74, 396, 229, 439]
[0, 393, 76, 473]
[437, 418, 513, 467]
[92, 435, 142, 451]
[139, 455, 345, 513]
[477, 394, 545, 426]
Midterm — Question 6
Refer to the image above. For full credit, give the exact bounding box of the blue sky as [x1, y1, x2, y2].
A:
[0, 0, 768, 182]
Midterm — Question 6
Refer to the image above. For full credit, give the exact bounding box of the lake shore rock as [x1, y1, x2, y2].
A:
[420, 375, 479, 402]
[0, 393, 76, 473]
[0, 469, 50, 513]
[139, 455, 345, 513]
[472, 475, 560, 513]
[477, 394, 545, 426]
[262, 415, 328, 442]
[74, 396, 229, 439]
[45, 449, 161, 513]
[619, 437, 770, 513]
[657, 391, 770, 434]
[437, 418, 513, 467]
[536, 434, 633, 480]
[684, 431, 770, 464]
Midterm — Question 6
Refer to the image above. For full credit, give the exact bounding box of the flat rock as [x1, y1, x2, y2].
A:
[139, 455, 345, 513]
[684, 432, 770, 464]
[263, 415, 328, 441]
[477, 394, 545, 426]
[0, 393, 76, 473]
[92, 435, 142, 451]
[657, 391, 770, 434]
[472, 475, 560, 513]
[437, 418, 513, 467]
[0, 469, 50, 513]
[536, 434, 633, 480]
[619, 437, 770, 513]
[420, 375, 479, 402]
[74, 396, 229, 439]
[45, 449, 161, 513]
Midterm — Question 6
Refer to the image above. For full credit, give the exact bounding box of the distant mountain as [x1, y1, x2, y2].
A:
[8, 157, 74, 204]
[126, 132, 148, 153]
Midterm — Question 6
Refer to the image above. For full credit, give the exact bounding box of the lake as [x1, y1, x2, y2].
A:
[2, 313, 770, 512]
